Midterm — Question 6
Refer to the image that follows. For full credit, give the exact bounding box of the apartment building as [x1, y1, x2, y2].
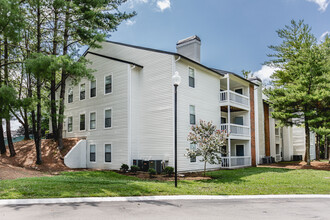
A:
[54, 36, 315, 171]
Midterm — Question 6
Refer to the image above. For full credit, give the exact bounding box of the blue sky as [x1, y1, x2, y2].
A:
[109, 0, 330, 80]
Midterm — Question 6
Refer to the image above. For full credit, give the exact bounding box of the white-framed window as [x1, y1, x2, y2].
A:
[104, 108, 112, 128]
[234, 87, 243, 95]
[190, 143, 197, 163]
[90, 80, 96, 98]
[234, 116, 244, 125]
[67, 116, 73, 132]
[90, 144, 96, 162]
[105, 75, 112, 94]
[275, 127, 280, 136]
[80, 114, 86, 131]
[189, 105, 196, 125]
[189, 67, 195, 88]
[90, 112, 96, 130]
[105, 144, 111, 163]
[68, 88, 73, 103]
[80, 83, 86, 100]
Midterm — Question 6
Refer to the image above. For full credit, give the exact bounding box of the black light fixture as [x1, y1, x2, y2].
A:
[172, 71, 181, 187]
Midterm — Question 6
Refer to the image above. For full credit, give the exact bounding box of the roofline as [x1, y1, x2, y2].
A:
[211, 68, 259, 86]
[87, 51, 143, 68]
[105, 40, 224, 77]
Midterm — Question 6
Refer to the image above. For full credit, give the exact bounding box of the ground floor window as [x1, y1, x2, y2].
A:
[105, 144, 111, 162]
[90, 144, 96, 162]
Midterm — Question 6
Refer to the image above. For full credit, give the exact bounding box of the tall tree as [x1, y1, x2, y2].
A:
[264, 20, 329, 165]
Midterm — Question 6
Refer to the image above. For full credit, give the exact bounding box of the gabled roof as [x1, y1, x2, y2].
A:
[87, 51, 143, 68]
[105, 40, 224, 77]
[211, 68, 259, 86]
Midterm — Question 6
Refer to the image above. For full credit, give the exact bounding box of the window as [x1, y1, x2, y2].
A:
[105, 75, 112, 94]
[189, 67, 195, 88]
[105, 109, 112, 128]
[235, 88, 243, 95]
[190, 144, 197, 163]
[67, 116, 73, 132]
[276, 144, 280, 154]
[90, 112, 96, 130]
[68, 88, 73, 103]
[221, 117, 227, 124]
[80, 83, 85, 100]
[105, 144, 111, 162]
[90, 80, 96, 98]
[236, 145, 244, 156]
[275, 127, 280, 136]
[90, 144, 96, 162]
[80, 114, 85, 131]
[234, 116, 244, 125]
[190, 105, 196, 125]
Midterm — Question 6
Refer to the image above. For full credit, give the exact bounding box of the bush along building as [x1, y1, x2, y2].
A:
[51, 36, 315, 172]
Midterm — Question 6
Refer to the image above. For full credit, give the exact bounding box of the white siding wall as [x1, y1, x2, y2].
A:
[63, 53, 129, 169]
[176, 59, 222, 171]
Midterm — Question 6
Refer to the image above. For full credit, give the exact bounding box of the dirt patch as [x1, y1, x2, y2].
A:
[119, 171, 211, 181]
[258, 160, 330, 171]
[0, 138, 80, 180]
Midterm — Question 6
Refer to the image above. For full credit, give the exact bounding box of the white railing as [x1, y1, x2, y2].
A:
[220, 124, 250, 136]
[219, 90, 249, 106]
[230, 156, 251, 167]
[221, 156, 251, 167]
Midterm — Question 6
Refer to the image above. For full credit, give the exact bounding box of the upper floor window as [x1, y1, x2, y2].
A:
[68, 88, 73, 103]
[234, 116, 243, 125]
[105, 144, 111, 162]
[67, 116, 73, 132]
[105, 109, 112, 128]
[90, 144, 96, 162]
[275, 127, 280, 136]
[105, 75, 112, 94]
[90, 112, 96, 130]
[90, 80, 96, 98]
[190, 105, 196, 125]
[190, 144, 197, 163]
[189, 67, 195, 88]
[80, 114, 85, 131]
[80, 83, 86, 100]
[235, 88, 243, 95]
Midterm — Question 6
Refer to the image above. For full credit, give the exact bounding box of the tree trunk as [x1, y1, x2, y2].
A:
[315, 134, 320, 161]
[23, 111, 30, 140]
[0, 120, 6, 154]
[6, 119, 16, 157]
[204, 160, 207, 177]
[304, 121, 311, 165]
[325, 135, 328, 159]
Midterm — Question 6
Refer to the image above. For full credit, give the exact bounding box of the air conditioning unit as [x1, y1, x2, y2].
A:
[149, 160, 162, 174]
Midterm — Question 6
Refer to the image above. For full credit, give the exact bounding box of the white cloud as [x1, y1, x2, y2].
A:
[126, 20, 136, 26]
[320, 31, 330, 41]
[307, 0, 329, 12]
[252, 65, 279, 84]
[127, 0, 149, 8]
[157, 0, 171, 11]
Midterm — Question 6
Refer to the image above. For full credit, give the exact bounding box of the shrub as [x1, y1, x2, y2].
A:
[148, 168, 156, 178]
[130, 165, 140, 173]
[120, 164, 129, 173]
[164, 166, 174, 177]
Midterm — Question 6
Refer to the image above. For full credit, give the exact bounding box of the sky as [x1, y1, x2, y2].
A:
[108, 0, 330, 81]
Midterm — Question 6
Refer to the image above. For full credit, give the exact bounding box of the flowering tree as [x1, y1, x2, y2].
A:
[185, 120, 227, 176]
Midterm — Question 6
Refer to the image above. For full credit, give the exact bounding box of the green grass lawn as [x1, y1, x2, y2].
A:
[0, 167, 329, 199]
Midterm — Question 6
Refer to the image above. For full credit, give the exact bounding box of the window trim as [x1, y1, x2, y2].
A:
[79, 113, 86, 131]
[89, 111, 97, 130]
[67, 116, 73, 133]
[235, 144, 245, 157]
[189, 143, 197, 163]
[89, 143, 97, 163]
[104, 143, 112, 164]
[79, 83, 86, 101]
[188, 66, 196, 88]
[90, 79, 97, 99]
[104, 107, 112, 129]
[67, 87, 73, 104]
[104, 74, 113, 95]
[189, 105, 196, 125]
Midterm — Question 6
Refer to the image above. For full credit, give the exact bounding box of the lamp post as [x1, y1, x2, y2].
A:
[172, 71, 181, 187]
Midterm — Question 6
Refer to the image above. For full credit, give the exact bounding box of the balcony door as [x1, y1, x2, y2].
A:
[236, 145, 244, 156]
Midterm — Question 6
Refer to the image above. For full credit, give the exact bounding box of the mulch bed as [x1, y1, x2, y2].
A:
[258, 160, 330, 171]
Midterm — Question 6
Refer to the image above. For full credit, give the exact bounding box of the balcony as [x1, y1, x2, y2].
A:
[221, 156, 251, 168]
[220, 124, 250, 137]
[220, 90, 249, 107]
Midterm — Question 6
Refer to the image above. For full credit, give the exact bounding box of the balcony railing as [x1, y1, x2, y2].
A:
[221, 156, 251, 168]
[220, 90, 249, 106]
[220, 123, 250, 136]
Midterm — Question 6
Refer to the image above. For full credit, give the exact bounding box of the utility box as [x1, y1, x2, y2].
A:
[142, 161, 149, 172]
[133, 159, 144, 170]
[292, 155, 302, 161]
[149, 160, 162, 174]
